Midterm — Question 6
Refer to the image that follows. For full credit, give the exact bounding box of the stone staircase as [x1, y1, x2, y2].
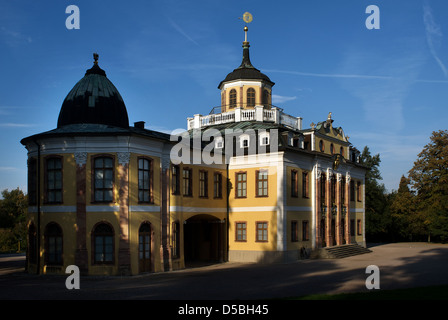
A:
[310, 244, 372, 259]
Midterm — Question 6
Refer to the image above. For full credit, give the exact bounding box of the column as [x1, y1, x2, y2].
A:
[160, 157, 172, 271]
[336, 173, 342, 246]
[74, 152, 88, 274]
[315, 169, 322, 248]
[117, 152, 131, 275]
[326, 169, 333, 247]
[345, 174, 351, 244]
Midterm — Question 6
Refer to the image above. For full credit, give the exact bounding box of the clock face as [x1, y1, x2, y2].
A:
[243, 12, 253, 23]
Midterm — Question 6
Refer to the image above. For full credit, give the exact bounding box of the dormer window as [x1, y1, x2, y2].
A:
[319, 140, 325, 152]
[215, 137, 224, 149]
[259, 132, 270, 146]
[240, 134, 250, 148]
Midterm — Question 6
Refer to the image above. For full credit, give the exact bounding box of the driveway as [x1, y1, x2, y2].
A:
[1, 243, 448, 300]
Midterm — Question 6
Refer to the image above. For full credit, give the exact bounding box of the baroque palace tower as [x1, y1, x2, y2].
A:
[21, 22, 367, 275]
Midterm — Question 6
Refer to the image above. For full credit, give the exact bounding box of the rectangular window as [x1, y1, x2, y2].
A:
[46, 157, 63, 204]
[256, 170, 268, 197]
[28, 158, 37, 205]
[302, 171, 309, 198]
[199, 170, 208, 198]
[357, 219, 362, 235]
[93, 156, 114, 203]
[291, 170, 298, 197]
[350, 219, 355, 236]
[172, 165, 180, 195]
[214, 172, 222, 199]
[357, 181, 362, 202]
[291, 221, 298, 242]
[236, 172, 247, 198]
[138, 158, 153, 203]
[183, 168, 192, 196]
[235, 222, 247, 242]
[350, 180, 355, 202]
[302, 220, 309, 241]
[256, 222, 268, 242]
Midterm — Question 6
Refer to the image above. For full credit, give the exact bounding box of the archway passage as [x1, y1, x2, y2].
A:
[184, 214, 226, 267]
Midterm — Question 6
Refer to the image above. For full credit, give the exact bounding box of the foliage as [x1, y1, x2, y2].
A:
[0, 188, 28, 253]
[408, 130, 448, 242]
[360, 146, 396, 242]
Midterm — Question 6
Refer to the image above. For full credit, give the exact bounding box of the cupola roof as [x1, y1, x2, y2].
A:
[57, 53, 129, 129]
[218, 26, 274, 89]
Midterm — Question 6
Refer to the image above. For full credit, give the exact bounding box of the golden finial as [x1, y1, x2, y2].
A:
[240, 12, 253, 43]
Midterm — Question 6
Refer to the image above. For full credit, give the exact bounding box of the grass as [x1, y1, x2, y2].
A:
[292, 285, 448, 300]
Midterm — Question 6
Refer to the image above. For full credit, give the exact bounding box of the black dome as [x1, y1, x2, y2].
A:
[57, 55, 129, 129]
[218, 42, 274, 88]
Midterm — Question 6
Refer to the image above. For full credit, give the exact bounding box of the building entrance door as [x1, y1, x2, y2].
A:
[184, 214, 225, 266]
[139, 223, 152, 273]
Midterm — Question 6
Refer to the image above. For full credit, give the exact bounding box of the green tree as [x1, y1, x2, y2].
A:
[0, 188, 28, 253]
[408, 130, 448, 242]
[360, 146, 393, 242]
[390, 175, 424, 241]
[0, 188, 27, 228]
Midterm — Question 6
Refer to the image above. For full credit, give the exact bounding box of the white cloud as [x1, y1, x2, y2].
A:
[0, 26, 32, 46]
[167, 18, 199, 46]
[0, 167, 19, 172]
[423, 2, 447, 77]
[272, 94, 297, 104]
[0, 123, 34, 128]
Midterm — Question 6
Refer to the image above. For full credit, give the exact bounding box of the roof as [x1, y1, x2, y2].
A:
[218, 42, 274, 88]
[20, 123, 171, 146]
[57, 55, 129, 129]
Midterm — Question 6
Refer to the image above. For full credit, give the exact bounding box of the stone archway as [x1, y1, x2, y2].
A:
[183, 214, 225, 266]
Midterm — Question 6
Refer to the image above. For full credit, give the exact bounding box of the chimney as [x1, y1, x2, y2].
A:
[134, 121, 145, 129]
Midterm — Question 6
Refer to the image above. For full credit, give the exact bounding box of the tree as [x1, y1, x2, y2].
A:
[0, 188, 27, 228]
[408, 130, 448, 242]
[360, 146, 394, 242]
[390, 175, 424, 241]
[0, 188, 28, 253]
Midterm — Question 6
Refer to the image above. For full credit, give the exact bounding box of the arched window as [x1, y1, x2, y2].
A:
[319, 140, 325, 152]
[93, 223, 114, 264]
[93, 156, 114, 202]
[45, 222, 63, 265]
[247, 88, 255, 107]
[229, 89, 237, 108]
[262, 89, 270, 106]
[330, 143, 335, 155]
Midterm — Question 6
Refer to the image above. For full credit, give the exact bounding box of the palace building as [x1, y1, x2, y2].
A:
[21, 25, 367, 275]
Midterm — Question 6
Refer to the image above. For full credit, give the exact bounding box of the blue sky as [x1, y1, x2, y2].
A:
[1, 0, 448, 194]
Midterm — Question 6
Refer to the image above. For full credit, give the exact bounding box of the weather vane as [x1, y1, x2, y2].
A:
[242, 12, 253, 24]
[239, 12, 253, 42]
